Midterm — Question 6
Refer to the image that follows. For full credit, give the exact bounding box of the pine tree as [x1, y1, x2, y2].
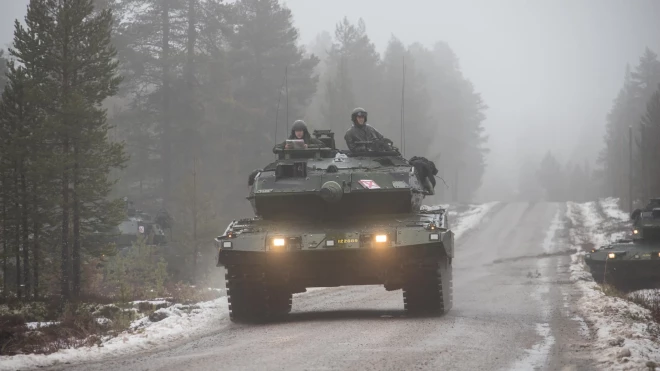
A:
[230, 0, 319, 137]
[380, 37, 431, 154]
[409, 41, 488, 202]
[322, 17, 380, 135]
[10, 0, 127, 300]
[640, 87, 660, 197]
[0, 50, 8, 91]
[112, 0, 188, 208]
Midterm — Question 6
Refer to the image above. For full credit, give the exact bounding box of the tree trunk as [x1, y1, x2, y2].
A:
[161, 0, 172, 208]
[1, 169, 7, 298]
[192, 158, 197, 283]
[14, 161, 22, 299]
[61, 27, 71, 302]
[72, 143, 81, 298]
[33, 190, 40, 299]
[21, 169, 30, 299]
[186, 0, 196, 88]
[61, 137, 70, 301]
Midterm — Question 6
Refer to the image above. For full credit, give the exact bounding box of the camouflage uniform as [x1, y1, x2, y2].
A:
[274, 120, 325, 151]
[344, 107, 390, 152]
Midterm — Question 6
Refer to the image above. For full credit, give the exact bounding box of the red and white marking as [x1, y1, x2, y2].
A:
[358, 179, 381, 189]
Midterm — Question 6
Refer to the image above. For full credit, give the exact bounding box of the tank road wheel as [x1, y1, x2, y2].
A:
[225, 265, 292, 323]
[402, 257, 453, 316]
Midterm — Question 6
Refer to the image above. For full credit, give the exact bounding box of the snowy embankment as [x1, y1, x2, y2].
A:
[441, 201, 499, 240]
[0, 296, 229, 371]
[568, 198, 660, 370]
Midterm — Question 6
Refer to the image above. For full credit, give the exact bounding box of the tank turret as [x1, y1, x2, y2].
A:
[247, 131, 434, 221]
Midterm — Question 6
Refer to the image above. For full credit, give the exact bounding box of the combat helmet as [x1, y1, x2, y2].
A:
[291, 120, 307, 132]
[351, 107, 368, 124]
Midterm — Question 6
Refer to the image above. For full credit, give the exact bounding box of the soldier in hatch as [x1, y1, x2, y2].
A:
[344, 107, 393, 152]
[274, 120, 324, 151]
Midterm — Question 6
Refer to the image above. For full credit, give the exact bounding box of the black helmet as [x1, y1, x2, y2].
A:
[351, 107, 367, 124]
[291, 120, 307, 132]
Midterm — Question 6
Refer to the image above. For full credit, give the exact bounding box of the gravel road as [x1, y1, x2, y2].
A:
[48, 202, 598, 371]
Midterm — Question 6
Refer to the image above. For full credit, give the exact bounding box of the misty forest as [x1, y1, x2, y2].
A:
[2, 0, 660, 348]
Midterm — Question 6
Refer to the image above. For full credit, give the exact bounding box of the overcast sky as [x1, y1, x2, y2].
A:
[2, 0, 660, 201]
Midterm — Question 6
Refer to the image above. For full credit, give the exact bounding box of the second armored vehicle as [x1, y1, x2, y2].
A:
[585, 198, 660, 290]
[215, 130, 454, 322]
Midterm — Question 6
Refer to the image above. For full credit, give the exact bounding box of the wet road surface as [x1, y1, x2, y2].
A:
[49, 202, 597, 371]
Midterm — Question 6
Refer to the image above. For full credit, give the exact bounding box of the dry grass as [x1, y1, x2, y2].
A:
[628, 290, 660, 324]
[0, 285, 223, 356]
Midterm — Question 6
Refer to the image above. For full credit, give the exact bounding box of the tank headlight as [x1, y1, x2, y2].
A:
[273, 238, 285, 247]
[633, 229, 639, 234]
[326, 239, 335, 247]
[375, 234, 388, 243]
[634, 254, 640, 259]
[608, 253, 616, 259]
[430, 233, 439, 241]
[222, 241, 232, 249]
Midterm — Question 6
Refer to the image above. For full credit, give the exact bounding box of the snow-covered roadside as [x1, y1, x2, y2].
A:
[447, 201, 499, 240]
[568, 199, 660, 370]
[0, 296, 229, 371]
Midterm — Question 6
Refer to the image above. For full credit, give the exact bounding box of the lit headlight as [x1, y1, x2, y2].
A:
[375, 234, 387, 243]
[633, 229, 639, 235]
[273, 238, 285, 247]
[222, 241, 232, 248]
[608, 253, 616, 259]
[430, 233, 439, 241]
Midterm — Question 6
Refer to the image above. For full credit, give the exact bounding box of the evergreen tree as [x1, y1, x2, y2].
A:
[409, 42, 488, 202]
[380, 37, 431, 154]
[322, 18, 380, 136]
[639, 87, 660, 198]
[0, 50, 8, 91]
[230, 0, 319, 137]
[112, 0, 188, 208]
[10, 0, 127, 299]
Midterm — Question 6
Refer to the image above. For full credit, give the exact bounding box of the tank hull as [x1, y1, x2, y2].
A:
[584, 242, 660, 291]
[216, 210, 453, 322]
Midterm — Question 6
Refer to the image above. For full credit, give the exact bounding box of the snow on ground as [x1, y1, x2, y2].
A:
[0, 286, 340, 371]
[25, 322, 60, 330]
[601, 197, 631, 222]
[0, 297, 229, 371]
[449, 201, 499, 240]
[568, 199, 660, 370]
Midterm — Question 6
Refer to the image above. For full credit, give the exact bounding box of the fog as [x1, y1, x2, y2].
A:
[282, 0, 660, 202]
[2, 0, 659, 202]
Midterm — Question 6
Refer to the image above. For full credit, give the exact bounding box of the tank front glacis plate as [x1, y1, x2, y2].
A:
[215, 210, 452, 264]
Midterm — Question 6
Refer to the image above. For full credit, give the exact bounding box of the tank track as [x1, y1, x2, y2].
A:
[225, 265, 292, 323]
[402, 257, 453, 315]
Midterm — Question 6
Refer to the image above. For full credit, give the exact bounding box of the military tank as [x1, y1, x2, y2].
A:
[215, 130, 454, 322]
[113, 198, 167, 249]
[585, 198, 660, 290]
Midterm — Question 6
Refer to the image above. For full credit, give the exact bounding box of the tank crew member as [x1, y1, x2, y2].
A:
[344, 107, 393, 152]
[274, 120, 324, 151]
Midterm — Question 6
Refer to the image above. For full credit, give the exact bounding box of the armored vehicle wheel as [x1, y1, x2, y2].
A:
[402, 257, 453, 315]
[225, 265, 292, 323]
